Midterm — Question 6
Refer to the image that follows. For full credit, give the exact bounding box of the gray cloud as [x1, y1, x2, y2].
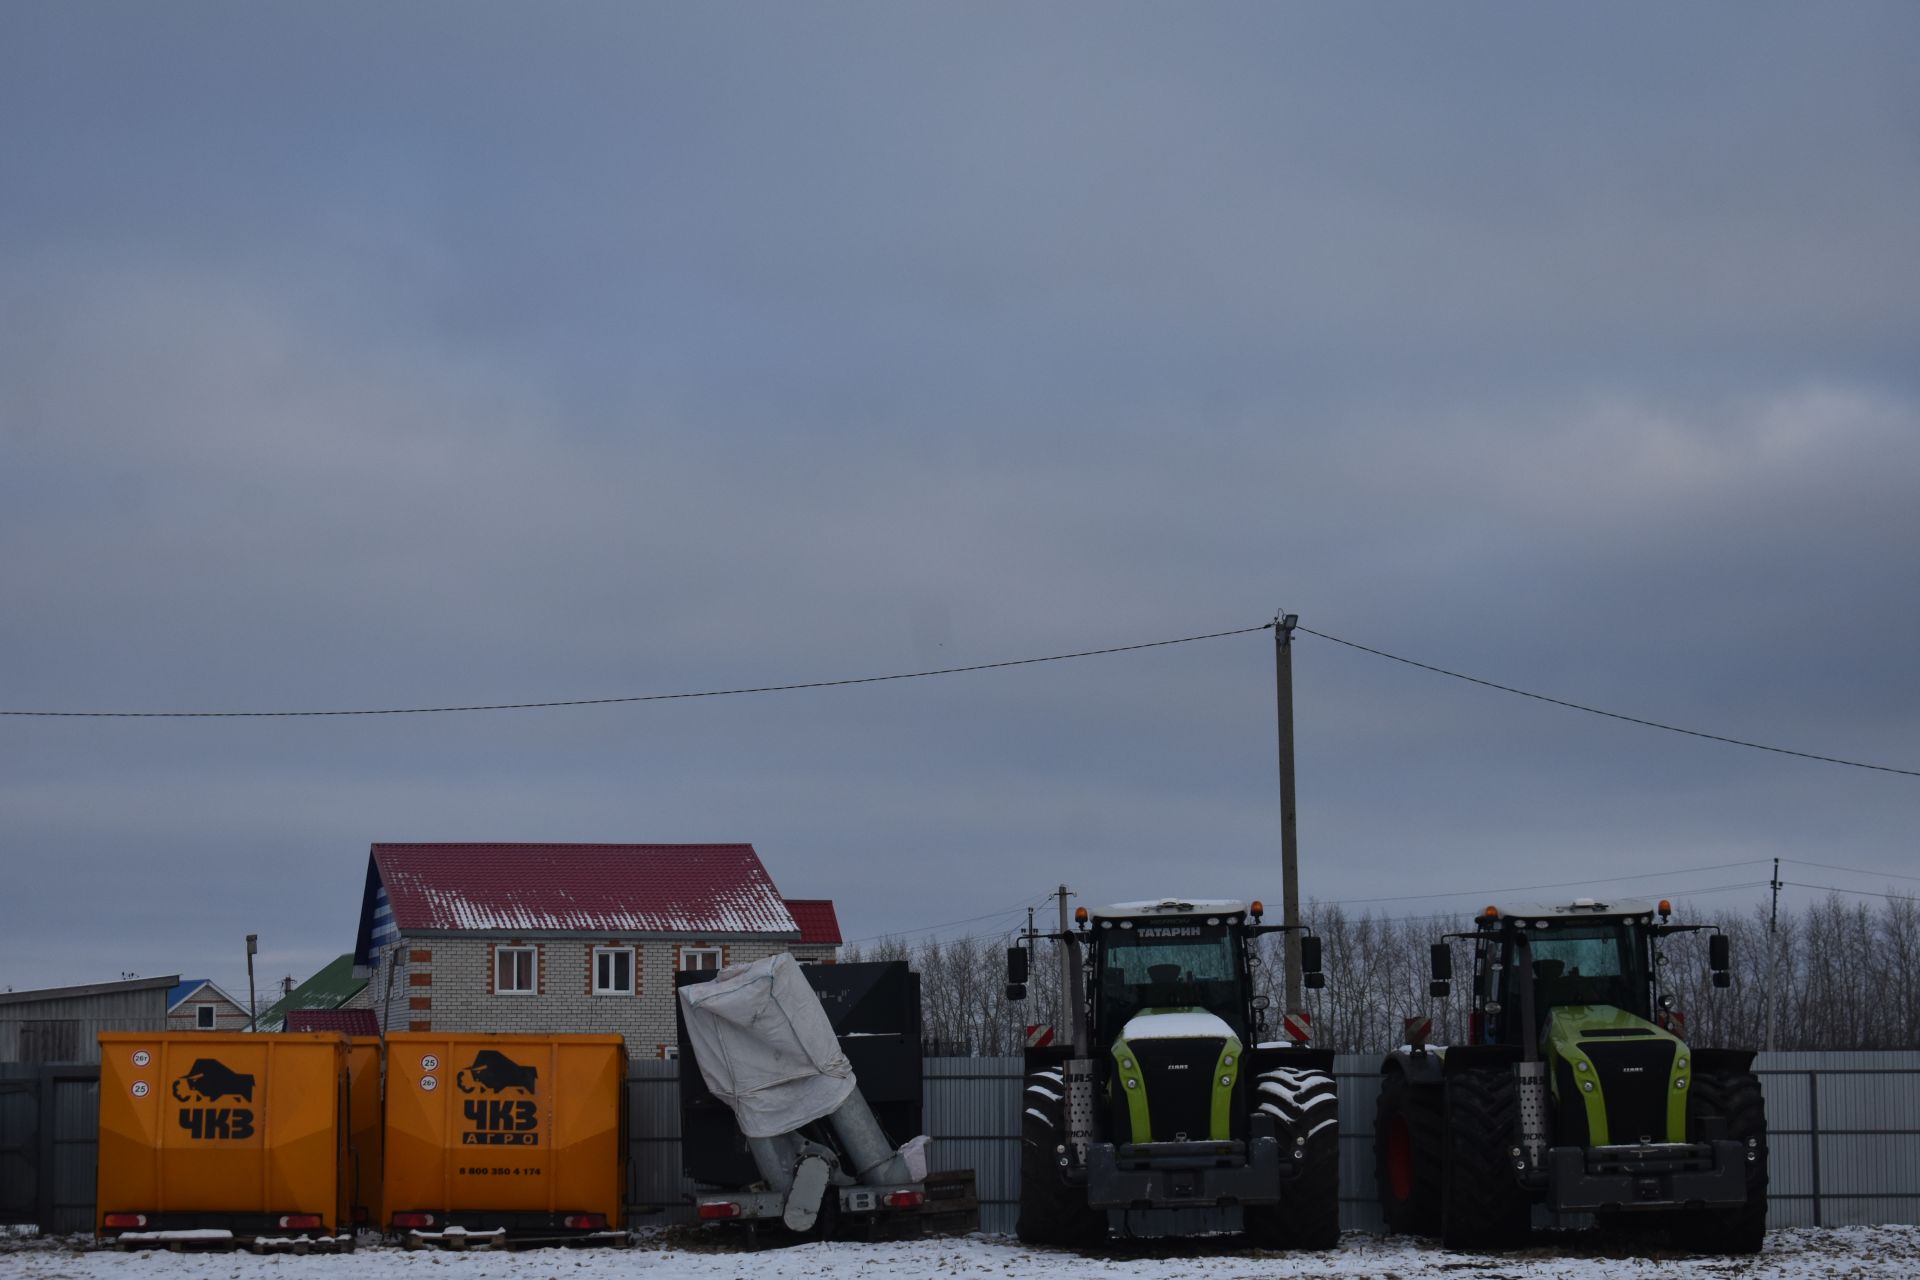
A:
[3, 3, 1917, 993]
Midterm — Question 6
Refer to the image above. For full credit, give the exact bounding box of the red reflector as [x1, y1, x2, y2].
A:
[392, 1212, 436, 1229]
[562, 1214, 606, 1230]
[882, 1190, 923, 1209]
[278, 1214, 323, 1229]
[104, 1213, 148, 1229]
[697, 1202, 742, 1220]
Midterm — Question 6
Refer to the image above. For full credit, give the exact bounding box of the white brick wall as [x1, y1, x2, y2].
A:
[378, 934, 838, 1058]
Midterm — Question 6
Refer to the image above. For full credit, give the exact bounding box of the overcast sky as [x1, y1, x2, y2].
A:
[3, 4, 1917, 1000]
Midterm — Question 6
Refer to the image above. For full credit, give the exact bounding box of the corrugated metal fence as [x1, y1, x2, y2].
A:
[8, 1053, 1918, 1235]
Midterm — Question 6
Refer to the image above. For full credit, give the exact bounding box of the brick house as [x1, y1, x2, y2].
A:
[351, 843, 840, 1059]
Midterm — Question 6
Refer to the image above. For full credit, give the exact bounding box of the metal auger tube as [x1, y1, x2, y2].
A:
[826, 1091, 913, 1185]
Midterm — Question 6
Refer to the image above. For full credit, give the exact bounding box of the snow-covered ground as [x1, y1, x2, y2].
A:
[5, 1229, 1918, 1279]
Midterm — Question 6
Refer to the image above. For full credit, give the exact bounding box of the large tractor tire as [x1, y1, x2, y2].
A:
[1373, 1067, 1443, 1237]
[1244, 1064, 1340, 1250]
[1014, 1067, 1107, 1249]
[1671, 1067, 1768, 1255]
[1440, 1067, 1530, 1251]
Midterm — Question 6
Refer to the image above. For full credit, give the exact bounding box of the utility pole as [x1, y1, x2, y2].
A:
[1765, 858, 1782, 1053]
[245, 934, 259, 1033]
[1275, 612, 1303, 1015]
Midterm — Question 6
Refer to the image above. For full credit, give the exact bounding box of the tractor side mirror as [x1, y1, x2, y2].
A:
[1429, 943, 1452, 999]
[1709, 934, 1730, 972]
[1299, 935, 1325, 989]
[1006, 947, 1028, 1002]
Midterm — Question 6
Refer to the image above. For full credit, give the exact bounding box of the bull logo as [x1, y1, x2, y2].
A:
[455, 1050, 538, 1096]
[171, 1059, 255, 1103]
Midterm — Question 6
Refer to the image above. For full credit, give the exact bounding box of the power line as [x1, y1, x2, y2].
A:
[1301, 881, 1773, 929]
[1298, 626, 1920, 778]
[1784, 857, 1920, 886]
[1323, 858, 1770, 906]
[843, 891, 1055, 946]
[1779, 880, 1920, 907]
[0, 624, 1272, 718]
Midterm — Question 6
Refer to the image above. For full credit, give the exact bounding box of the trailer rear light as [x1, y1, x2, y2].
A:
[562, 1214, 606, 1229]
[103, 1214, 148, 1229]
[392, 1212, 436, 1229]
[697, 1202, 741, 1219]
[278, 1214, 323, 1229]
[882, 1191, 923, 1209]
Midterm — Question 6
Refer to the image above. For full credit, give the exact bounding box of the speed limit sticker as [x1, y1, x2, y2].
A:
[132, 1082, 149, 1098]
[132, 1051, 151, 1068]
[421, 1075, 438, 1092]
[421, 1055, 440, 1072]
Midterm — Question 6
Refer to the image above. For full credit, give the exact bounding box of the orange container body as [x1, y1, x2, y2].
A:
[346, 1038, 384, 1226]
[96, 1032, 350, 1236]
[381, 1033, 626, 1233]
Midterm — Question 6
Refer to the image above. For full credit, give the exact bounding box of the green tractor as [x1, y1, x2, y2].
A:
[1007, 898, 1339, 1250]
[1375, 897, 1767, 1253]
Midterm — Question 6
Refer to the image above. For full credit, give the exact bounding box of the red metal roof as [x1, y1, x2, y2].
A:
[784, 898, 843, 947]
[286, 1009, 380, 1036]
[370, 843, 801, 937]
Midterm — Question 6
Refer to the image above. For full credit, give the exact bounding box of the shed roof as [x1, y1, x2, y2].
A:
[0, 975, 179, 1007]
[256, 954, 367, 1031]
[367, 843, 802, 937]
[785, 899, 843, 947]
[285, 1008, 379, 1035]
[166, 978, 244, 1013]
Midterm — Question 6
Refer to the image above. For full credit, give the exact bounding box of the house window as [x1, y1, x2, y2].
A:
[196, 1005, 215, 1029]
[593, 947, 634, 995]
[496, 946, 538, 994]
[680, 947, 722, 972]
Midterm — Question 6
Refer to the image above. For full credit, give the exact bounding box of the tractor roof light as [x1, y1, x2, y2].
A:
[1074, 906, 1089, 928]
[1658, 899, 1672, 921]
[1483, 906, 1500, 919]
[1250, 900, 1264, 921]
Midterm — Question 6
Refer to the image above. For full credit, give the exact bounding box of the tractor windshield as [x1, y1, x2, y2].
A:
[1094, 921, 1247, 1042]
[1502, 922, 1651, 1023]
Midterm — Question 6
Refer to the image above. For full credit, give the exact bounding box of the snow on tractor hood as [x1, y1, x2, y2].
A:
[1120, 1009, 1236, 1041]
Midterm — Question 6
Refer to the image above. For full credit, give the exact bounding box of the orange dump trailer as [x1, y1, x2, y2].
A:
[382, 1033, 626, 1242]
[96, 1032, 352, 1244]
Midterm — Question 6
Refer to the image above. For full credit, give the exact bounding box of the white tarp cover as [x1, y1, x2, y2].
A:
[678, 952, 857, 1138]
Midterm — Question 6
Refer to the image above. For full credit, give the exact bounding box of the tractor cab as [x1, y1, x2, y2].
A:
[1470, 899, 1660, 1045]
[1088, 899, 1262, 1045]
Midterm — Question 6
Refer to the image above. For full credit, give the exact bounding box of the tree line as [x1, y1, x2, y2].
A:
[843, 892, 1920, 1055]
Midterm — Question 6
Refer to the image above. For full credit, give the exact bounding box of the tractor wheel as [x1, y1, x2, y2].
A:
[1671, 1067, 1768, 1255]
[1244, 1064, 1340, 1250]
[1014, 1067, 1106, 1249]
[1373, 1067, 1443, 1237]
[1440, 1067, 1530, 1251]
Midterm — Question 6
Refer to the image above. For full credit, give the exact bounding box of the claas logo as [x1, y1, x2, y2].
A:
[456, 1049, 538, 1096]
[172, 1059, 256, 1141]
[172, 1058, 255, 1103]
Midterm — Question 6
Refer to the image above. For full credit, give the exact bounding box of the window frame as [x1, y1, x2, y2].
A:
[679, 946, 722, 972]
[495, 945, 539, 995]
[196, 1004, 216, 1029]
[592, 945, 635, 996]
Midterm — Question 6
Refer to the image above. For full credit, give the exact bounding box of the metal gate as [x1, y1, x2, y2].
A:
[0, 1065, 99, 1235]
